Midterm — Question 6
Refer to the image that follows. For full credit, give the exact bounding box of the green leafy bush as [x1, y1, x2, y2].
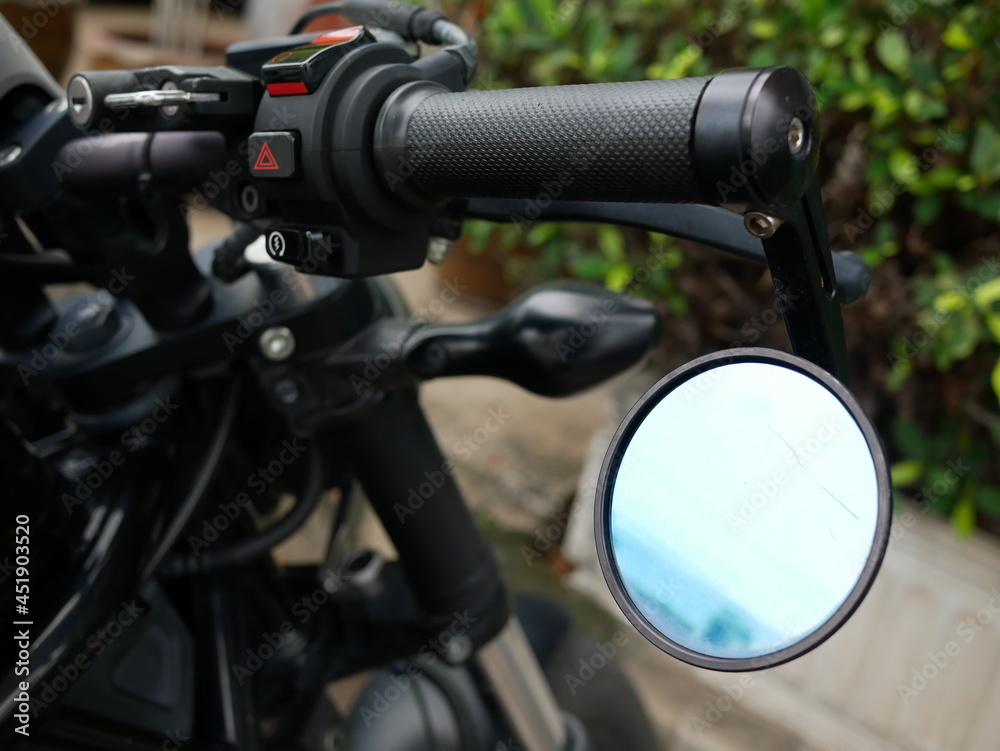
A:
[441, 0, 1000, 535]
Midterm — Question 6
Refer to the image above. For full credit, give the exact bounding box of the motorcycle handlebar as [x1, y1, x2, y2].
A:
[56, 131, 227, 195]
[374, 66, 820, 211]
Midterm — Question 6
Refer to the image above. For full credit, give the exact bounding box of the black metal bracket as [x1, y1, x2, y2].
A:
[754, 178, 850, 383]
[463, 198, 872, 306]
[465, 185, 854, 383]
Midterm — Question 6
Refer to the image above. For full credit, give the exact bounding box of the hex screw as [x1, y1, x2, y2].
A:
[260, 326, 296, 361]
[744, 212, 782, 239]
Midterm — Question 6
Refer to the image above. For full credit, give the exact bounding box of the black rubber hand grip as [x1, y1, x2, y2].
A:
[376, 77, 710, 206]
[374, 67, 820, 210]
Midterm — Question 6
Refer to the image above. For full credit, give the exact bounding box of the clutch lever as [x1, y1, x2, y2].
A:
[464, 197, 872, 306]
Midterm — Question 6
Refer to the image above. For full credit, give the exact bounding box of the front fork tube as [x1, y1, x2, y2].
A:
[478, 619, 569, 751]
[342, 390, 575, 751]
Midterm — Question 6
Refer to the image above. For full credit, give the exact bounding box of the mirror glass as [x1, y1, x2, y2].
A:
[607, 360, 882, 662]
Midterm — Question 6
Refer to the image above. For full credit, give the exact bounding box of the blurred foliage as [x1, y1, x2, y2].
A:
[440, 0, 1000, 535]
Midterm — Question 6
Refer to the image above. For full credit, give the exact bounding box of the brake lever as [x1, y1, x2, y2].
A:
[463, 197, 871, 306]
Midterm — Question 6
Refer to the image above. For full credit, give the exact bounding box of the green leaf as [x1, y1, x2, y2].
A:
[956, 174, 978, 192]
[870, 87, 901, 116]
[985, 314, 1000, 343]
[569, 252, 606, 281]
[892, 417, 929, 459]
[875, 29, 911, 77]
[891, 460, 925, 487]
[888, 148, 918, 184]
[840, 90, 868, 111]
[596, 226, 626, 262]
[849, 58, 871, 86]
[819, 24, 847, 48]
[952, 492, 976, 538]
[933, 290, 968, 313]
[974, 278, 1000, 309]
[942, 21, 975, 51]
[970, 192, 1000, 222]
[970, 120, 1000, 179]
[908, 58, 940, 88]
[605, 262, 634, 292]
[667, 293, 688, 316]
[747, 19, 780, 40]
[922, 166, 962, 190]
[974, 487, 1000, 516]
[992, 359, 1000, 407]
[913, 196, 942, 226]
[886, 353, 912, 391]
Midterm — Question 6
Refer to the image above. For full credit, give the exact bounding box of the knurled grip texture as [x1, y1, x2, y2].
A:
[394, 77, 713, 204]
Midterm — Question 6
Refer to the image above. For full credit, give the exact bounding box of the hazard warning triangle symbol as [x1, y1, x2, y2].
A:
[253, 142, 280, 171]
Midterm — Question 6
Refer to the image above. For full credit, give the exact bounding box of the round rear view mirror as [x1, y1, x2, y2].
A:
[595, 348, 890, 671]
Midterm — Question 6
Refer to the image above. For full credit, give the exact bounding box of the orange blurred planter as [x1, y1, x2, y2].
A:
[85, 26, 235, 70]
[0, 0, 79, 79]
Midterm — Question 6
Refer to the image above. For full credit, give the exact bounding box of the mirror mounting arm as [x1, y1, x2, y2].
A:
[755, 179, 850, 384]
[462, 198, 872, 306]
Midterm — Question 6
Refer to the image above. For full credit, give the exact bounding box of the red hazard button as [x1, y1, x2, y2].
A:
[249, 131, 297, 178]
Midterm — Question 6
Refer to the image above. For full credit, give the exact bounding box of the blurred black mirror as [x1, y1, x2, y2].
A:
[595, 348, 891, 671]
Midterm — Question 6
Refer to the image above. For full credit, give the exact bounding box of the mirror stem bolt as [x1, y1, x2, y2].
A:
[744, 212, 783, 239]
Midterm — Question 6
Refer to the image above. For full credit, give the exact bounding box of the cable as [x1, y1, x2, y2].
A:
[141, 377, 242, 581]
[290, 1, 347, 34]
[291, 1, 477, 84]
[163, 444, 325, 575]
[211, 222, 261, 283]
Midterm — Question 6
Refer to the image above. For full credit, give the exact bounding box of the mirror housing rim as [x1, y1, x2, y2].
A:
[594, 346, 892, 671]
